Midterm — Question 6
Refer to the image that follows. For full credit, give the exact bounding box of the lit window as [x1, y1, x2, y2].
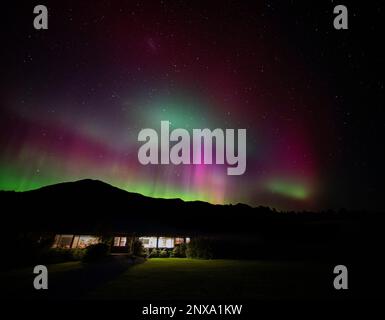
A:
[119, 237, 127, 246]
[158, 237, 174, 248]
[175, 238, 184, 245]
[73, 236, 99, 248]
[71, 236, 80, 248]
[139, 237, 157, 248]
[113, 237, 127, 247]
[186, 237, 191, 243]
[53, 234, 100, 249]
[52, 235, 74, 249]
[52, 235, 61, 247]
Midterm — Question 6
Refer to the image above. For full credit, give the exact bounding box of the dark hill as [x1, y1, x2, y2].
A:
[1, 179, 256, 234]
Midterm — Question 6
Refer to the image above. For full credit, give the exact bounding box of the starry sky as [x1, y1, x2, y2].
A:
[1, 1, 383, 211]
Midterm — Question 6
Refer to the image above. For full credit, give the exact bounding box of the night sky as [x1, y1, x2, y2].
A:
[1, 1, 383, 211]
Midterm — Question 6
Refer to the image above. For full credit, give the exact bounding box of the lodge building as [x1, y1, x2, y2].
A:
[52, 234, 191, 254]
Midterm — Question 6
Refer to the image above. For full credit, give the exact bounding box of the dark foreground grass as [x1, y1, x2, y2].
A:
[87, 258, 344, 300]
[1, 261, 83, 298]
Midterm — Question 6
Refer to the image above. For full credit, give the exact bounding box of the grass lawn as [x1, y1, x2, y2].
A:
[87, 258, 341, 300]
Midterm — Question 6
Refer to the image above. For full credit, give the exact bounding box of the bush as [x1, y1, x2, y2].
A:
[133, 239, 145, 257]
[82, 243, 110, 262]
[143, 248, 150, 257]
[179, 243, 187, 257]
[43, 248, 78, 264]
[44, 248, 86, 263]
[159, 249, 169, 258]
[2, 232, 57, 269]
[171, 245, 180, 257]
[186, 238, 213, 259]
[149, 248, 159, 258]
[71, 248, 86, 260]
[172, 243, 187, 258]
[99, 235, 113, 247]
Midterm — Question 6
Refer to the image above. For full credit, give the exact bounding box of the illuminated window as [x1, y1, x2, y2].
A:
[158, 237, 174, 248]
[72, 236, 80, 248]
[113, 237, 127, 247]
[76, 236, 99, 248]
[119, 237, 127, 246]
[139, 237, 157, 248]
[114, 237, 127, 247]
[186, 237, 191, 243]
[52, 235, 61, 247]
[53, 234, 99, 249]
[52, 235, 74, 249]
[175, 238, 184, 245]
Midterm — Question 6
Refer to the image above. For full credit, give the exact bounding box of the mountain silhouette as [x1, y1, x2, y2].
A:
[0, 179, 257, 235]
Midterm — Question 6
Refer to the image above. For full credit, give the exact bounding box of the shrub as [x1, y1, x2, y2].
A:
[71, 248, 86, 260]
[2, 232, 57, 269]
[44, 248, 74, 263]
[172, 245, 180, 257]
[149, 248, 159, 258]
[82, 243, 110, 262]
[186, 238, 213, 259]
[159, 249, 169, 258]
[143, 248, 150, 257]
[186, 241, 196, 258]
[132, 239, 145, 257]
[179, 243, 187, 257]
[99, 235, 113, 247]
[172, 243, 187, 258]
[42, 248, 86, 264]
